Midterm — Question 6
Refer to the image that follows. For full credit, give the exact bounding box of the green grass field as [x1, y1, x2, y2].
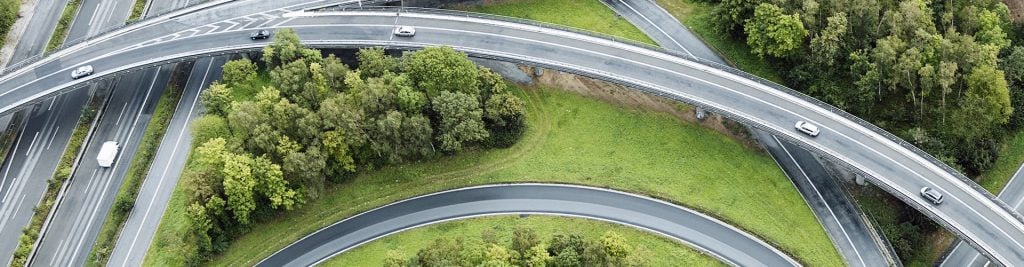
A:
[146, 84, 839, 266]
[325, 215, 724, 266]
[457, 0, 656, 46]
[978, 130, 1024, 194]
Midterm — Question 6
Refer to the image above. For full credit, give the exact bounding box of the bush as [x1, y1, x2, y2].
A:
[0, 0, 18, 39]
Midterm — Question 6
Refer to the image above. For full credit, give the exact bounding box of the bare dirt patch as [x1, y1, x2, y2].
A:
[520, 65, 761, 150]
[1006, 0, 1023, 22]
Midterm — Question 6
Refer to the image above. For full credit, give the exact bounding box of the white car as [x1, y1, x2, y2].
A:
[97, 141, 119, 168]
[71, 65, 94, 79]
[393, 26, 416, 37]
[795, 121, 820, 137]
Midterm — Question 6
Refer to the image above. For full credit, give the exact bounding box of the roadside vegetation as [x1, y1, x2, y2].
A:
[155, 29, 527, 265]
[127, 0, 147, 22]
[46, 0, 82, 52]
[327, 216, 723, 267]
[86, 63, 191, 266]
[456, 0, 656, 46]
[656, 0, 1024, 263]
[0, 0, 19, 57]
[10, 90, 105, 266]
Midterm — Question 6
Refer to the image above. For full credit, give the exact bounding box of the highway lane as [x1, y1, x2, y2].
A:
[66, 0, 136, 41]
[0, 6, 1022, 263]
[258, 184, 797, 267]
[941, 162, 1024, 266]
[0, 89, 89, 265]
[6, 0, 69, 64]
[29, 66, 171, 267]
[756, 130, 894, 266]
[601, 0, 899, 264]
[108, 56, 225, 267]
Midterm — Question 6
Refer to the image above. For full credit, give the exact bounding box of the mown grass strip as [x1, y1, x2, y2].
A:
[457, 0, 657, 46]
[45, 0, 82, 52]
[86, 64, 189, 267]
[126, 0, 147, 23]
[10, 90, 104, 267]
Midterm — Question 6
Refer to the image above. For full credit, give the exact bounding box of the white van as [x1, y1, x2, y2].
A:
[97, 141, 119, 167]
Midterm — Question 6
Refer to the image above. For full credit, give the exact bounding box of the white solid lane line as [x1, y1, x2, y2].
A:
[24, 131, 38, 156]
[115, 102, 127, 126]
[46, 126, 59, 150]
[118, 58, 213, 267]
[773, 136, 866, 266]
[614, 0, 692, 56]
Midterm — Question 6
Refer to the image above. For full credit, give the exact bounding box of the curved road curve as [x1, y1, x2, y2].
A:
[0, 5, 1022, 264]
[256, 184, 798, 267]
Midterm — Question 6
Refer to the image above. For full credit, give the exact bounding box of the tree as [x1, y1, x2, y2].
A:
[551, 248, 582, 267]
[201, 83, 232, 117]
[283, 146, 326, 198]
[511, 227, 540, 264]
[405, 47, 481, 97]
[809, 13, 848, 67]
[744, 3, 809, 58]
[480, 244, 516, 267]
[322, 130, 356, 177]
[953, 66, 1012, 139]
[1003, 47, 1024, 127]
[484, 92, 527, 147]
[221, 153, 257, 224]
[599, 231, 633, 265]
[263, 29, 304, 68]
[252, 155, 299, 209]
[270, 59, 312, 106]
[322, 54, 351, 92]
[974, 9, 1011, 49]
[431, 91, 489, 152]
[524, 244, 551, 267]
[221, 58, 257, 87]
[383, 250, 407, 267]
[191, 115, 230, 147]
[357, 47, 399, 78]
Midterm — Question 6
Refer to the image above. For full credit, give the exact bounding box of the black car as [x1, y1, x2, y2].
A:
[250, 30, 271, 40]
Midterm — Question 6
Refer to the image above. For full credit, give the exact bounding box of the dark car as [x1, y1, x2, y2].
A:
[250, 30, 271, 40]
[920, 187, 944, 205]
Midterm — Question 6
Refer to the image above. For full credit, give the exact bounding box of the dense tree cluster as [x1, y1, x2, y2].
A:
[714, 0, 1023, 175]
[384, 228, 644, 267]
[182, 29, 526, 264]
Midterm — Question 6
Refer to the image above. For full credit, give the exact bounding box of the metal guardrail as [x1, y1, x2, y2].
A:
[347, 6, 1021, 223]
[0, 0, 218, 77]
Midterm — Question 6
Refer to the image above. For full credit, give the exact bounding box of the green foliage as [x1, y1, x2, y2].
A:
[46, 0, 81, 52]
[432, 91, 489, 152]
[400, 227, 639, 267]
[405, 47, 481, 97]
[0, 0, 19, 50]
[178, 28, 527, 265]
[201, 83, 232, 117]
[743, 3, 808, 58]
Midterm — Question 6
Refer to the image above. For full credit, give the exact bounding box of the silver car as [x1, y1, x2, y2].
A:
[795, 120, 820, 137]
[393, 26, 416, 37]
[920, 187, 944, 205]
[71, 65, 94, 79]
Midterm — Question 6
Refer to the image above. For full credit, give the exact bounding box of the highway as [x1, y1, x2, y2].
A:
[0, 4, 1021, 263]
[603, 0, 896, 264]
[258, 184, 797, 267]
[30, 65, 171, 266]
[6, 0, 68, 63]
[0, 88, 89, 265]
[941, 162, 1024, 266]
[107, 56, 225, 267]
[66, 0, 136, 41]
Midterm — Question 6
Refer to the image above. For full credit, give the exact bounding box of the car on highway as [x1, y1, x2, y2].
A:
[97, 141, 119, 168]
[250, 30, 271, 40]
[920, 187, 944, 205]
[393, 26, 416, 37]
[795, 120, 820, 137]
[70, 65, 93, 79]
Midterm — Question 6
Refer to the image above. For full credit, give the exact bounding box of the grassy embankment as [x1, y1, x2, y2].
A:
[326, 215, 724, 266]
[45, 0, 81, 52]
[10, 90, 104, 266]
[86, 63, 190, 266]
[457, 0, 656, 46]
[146, 0, 839, 265]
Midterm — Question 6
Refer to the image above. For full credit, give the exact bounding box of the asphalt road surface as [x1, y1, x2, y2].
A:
[941, 162, 1024, 266]
[605, 1, 899, 264]
[0, 5, 1022, 263]
[66, 0, 136, 42]
[6, 0, 69, 64]
[0, 88, 89, 265]
[258, 184, 798, 267]
[30, 66, 171, 266]
[107, 56, 226, 267]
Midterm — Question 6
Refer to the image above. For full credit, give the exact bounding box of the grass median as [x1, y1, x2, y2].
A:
[147, 83, 839, 266]
[85, 63, 190, 267]
[45, 0, 82, 52]
[457, 0, 656, 46]
[325, 215, 724, 266]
